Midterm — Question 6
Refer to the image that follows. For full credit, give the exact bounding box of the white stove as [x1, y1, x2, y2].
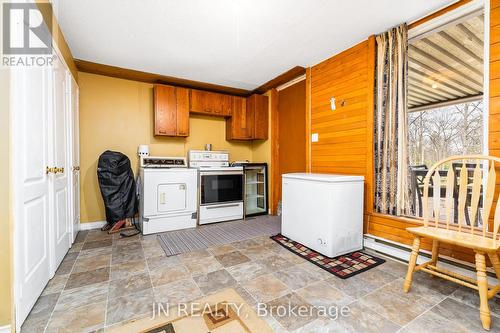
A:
[188, 150, 244, 224]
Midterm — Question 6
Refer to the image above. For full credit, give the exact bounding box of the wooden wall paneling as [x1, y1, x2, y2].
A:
[270, 89, 280, 214]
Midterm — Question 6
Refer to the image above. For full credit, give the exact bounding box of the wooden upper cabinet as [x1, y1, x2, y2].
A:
[226, 97, 253, 140]
[248, 94, 269, 140]
[226, 94, 268, 141]
[154, 85, 190, 137]
[190, 89, 232, 116]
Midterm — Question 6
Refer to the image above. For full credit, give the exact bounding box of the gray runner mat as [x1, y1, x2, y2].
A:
[157, 215, 281, 256]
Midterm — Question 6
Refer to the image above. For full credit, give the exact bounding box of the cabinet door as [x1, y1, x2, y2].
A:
[226, 97, 253, 140]
[176, 87, 190, 136]
[190, 89, 232, 116]
[251, 94, 269, 140]
[154, 85, 177, 136]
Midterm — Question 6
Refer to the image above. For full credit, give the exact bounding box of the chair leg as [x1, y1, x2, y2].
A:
[488, 252, 500, 281]
[429, 240, 439, 278]
[475, 251, 491, 330]
[404, 236, 420, 293]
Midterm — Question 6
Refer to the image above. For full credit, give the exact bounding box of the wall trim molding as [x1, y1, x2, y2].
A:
[79, 221, 107, 231]
[0, 325, 11, 333]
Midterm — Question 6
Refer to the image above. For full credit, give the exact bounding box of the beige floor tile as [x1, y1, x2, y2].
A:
[231, 239, 262, 249]
[207, 244, 237, 256]
[149, 264, 190, 288]
[273, 266, 318, 290]
[110, 259, 147, 280]
[242, 273, 290, 302]
[400, 297, 500, 333]
[154, 278, 202, 305]
[55, 281, 108, 311]
[72, 253, 111, 273]
[108, 272, 152, 299]
[65, 267, 110, 290]
[233, 284, 257, 306]
[325, 267, 397, 299]
[257, 254, 294, 271]
[105, 289, 155, 327]
[240, 245, 272, 260]
[317, 300, 401, 333]
[358, 282, 436, 326]
[111, 249, 145, 265]
[192, 269, 237, 295]
[41, 274, 69, 296]
[296, 280, 354, 309]
[266, 292, 318, 331]
[82, 238, 112, 251]
[46, 301, 106, 333]
[146, 254, 181, 269]
[450, 286, 500, 318]
[182, 256, 223, 275]
[226, 261, 269, 282]
[214, 251, 251, 267]
[179, 249, 212, 260]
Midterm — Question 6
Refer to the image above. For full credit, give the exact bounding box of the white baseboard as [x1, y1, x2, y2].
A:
[364, 234, 500, 286]
[79, 220, 107, 231]
[0, 325, 11, 333]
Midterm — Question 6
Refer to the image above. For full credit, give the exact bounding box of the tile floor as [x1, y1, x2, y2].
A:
[21, 219, 500, 332]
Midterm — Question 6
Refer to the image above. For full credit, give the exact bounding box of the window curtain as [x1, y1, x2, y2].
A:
[374, 24, 411, 216]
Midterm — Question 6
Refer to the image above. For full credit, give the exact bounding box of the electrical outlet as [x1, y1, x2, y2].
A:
[312, 133, 319, 143]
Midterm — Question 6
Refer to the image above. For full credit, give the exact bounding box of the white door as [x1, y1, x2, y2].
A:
[12, 66, 52, 328]
[51, 54, 71, 270]
[70, 75, 80, 242]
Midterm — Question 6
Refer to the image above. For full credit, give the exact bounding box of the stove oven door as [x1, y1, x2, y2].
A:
[200, 171, 244, 205]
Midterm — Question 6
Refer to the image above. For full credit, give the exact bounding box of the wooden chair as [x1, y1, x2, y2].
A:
[404, 155, 500, 331]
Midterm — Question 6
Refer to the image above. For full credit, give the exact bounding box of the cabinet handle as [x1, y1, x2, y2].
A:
[56, 167, 65, 174]
[72, 166, 80, 171]
[159, 130, 166, 134]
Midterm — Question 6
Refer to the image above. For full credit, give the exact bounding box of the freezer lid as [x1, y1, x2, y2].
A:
[282, 173, 364, 183]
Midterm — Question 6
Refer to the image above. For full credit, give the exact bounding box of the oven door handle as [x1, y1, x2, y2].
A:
[206, 203, 241, 209]
[200, 171, 244, 176]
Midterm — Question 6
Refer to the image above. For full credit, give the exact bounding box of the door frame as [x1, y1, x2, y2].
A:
[270, 75, 308, 214]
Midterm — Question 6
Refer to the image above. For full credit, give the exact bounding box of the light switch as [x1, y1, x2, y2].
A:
[312, 133, 319, 143]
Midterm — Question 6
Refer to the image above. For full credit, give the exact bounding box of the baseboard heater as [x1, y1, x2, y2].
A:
[363, 234, 500, 283]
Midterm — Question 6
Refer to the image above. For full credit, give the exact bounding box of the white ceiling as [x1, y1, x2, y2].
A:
[56, 0, 456, 90]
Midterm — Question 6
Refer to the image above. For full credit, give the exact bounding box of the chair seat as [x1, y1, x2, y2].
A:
[407, 226, 500, 252]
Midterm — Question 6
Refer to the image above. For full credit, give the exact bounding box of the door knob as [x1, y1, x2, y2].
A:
[46, 166, 57, 174]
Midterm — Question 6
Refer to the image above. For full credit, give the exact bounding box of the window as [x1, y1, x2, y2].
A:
[407, 11, 485, 217]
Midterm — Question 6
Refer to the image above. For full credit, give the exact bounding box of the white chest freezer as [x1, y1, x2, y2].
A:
[282, 173, 364, 258]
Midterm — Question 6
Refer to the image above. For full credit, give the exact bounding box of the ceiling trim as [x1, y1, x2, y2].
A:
[408, 0, 473, 30]
[74, 59, 252, 96]
[252, 66, 306, 94]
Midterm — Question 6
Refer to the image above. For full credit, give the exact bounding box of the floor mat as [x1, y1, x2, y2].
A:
[270, 234, 385, 279]
[157, 215, 281, 256]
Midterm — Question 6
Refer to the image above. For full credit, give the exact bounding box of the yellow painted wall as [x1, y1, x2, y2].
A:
[79, 72, 264, 223]
[0, 68, 12, 327]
